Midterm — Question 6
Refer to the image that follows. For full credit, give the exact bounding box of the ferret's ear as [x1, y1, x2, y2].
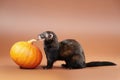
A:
[49, 33, 53, 39]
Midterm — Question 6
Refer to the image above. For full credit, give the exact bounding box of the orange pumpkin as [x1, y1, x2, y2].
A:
[10, 39, 42, 69]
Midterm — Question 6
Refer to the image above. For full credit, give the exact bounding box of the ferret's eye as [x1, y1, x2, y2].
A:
[48, 33, 53, 39]
[48, 34, 51, 38]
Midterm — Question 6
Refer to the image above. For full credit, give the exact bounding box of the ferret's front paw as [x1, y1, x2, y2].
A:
[42, 66, 52, 69]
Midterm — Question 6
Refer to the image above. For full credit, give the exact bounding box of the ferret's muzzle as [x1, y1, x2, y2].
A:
[37, 34, 45, 40]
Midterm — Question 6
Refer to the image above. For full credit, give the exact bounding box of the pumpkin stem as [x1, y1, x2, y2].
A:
[27, 39, 37, 44]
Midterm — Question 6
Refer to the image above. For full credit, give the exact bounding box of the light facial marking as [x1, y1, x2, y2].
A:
[45, 32, 49, 38]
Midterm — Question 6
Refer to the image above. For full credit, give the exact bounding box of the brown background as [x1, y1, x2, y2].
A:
[0, 0, 120, 80]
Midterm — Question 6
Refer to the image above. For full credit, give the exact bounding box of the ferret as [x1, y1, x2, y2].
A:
[38, 31, 116, 69]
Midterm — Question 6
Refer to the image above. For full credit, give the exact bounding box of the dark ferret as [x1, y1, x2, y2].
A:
[38, 31, 116, 69]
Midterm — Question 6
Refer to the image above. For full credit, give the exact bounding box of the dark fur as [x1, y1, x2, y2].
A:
[38, 31, 116, 69]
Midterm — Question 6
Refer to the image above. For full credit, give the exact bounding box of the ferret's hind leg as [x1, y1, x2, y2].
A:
[70, 55, 86, 69]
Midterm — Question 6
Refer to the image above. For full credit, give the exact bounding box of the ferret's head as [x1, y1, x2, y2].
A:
[38, 31, 57, 41]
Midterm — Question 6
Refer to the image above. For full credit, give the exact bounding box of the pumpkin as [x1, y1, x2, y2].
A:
[10, 39, 42, 69]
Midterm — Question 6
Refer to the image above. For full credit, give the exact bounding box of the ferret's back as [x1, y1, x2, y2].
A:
[60, 39, 80, 47]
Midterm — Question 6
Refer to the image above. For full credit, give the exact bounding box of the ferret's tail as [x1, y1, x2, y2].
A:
[86, 61, 116, 67]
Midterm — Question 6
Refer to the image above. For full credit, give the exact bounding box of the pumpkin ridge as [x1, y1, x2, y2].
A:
[22, 44, 33, 68]
[33, 46, 41, 68]
[20, 45, 30, 67]
[17, 43, 28, 66]
[29, 47, 36, 68]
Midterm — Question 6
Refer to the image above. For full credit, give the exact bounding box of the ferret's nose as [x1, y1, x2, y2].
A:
[37, 34, 41, 40]
[37, 34, 45, 40]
